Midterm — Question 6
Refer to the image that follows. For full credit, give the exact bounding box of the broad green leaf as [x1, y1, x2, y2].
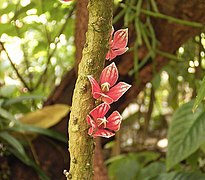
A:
[167, 101, 205, 170]
[20, 104, 70, 128]
[193, 76, 205, 111]
[105, 154, 126, 165]
[148, 171, 205, 180]
[108, 152, 160, 180]
[108, 155, 140, 180]
[130, 151, 160, 166]
[9, 124, 67, 143]
[138, 162, 166, 180]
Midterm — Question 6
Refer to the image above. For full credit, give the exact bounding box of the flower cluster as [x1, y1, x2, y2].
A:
[87, 27, 130, 138]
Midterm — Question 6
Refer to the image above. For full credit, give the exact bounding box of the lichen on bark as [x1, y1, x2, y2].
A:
[68, 0, 113, 179]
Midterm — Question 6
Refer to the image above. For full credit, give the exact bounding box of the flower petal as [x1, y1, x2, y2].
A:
[86, 115, 97, 128]
[112, 28, 128, 49]
[106, 82, 131, 102]
[88, 127, 94, 135]
[108, 26, 114, 45]
[93, 129, 115, 138]
[106, 49, 117, 61]
[100, 62, 118, 87]
[94, 92, 114, 104]
[90, 103, 110, 120]
[88, 75, 101, 99]
[107, 111, 122, 131]
[113, 47, 129, 57]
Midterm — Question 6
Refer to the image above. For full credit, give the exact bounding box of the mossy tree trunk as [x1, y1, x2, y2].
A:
[68, 0, 113, 179]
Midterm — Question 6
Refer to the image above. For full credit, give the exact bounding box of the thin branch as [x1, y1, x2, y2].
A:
[120, 3, 204, 28]
[140, 8, 203, 28]
[143, 85, 155, 139]
[0, 41, 31, 91]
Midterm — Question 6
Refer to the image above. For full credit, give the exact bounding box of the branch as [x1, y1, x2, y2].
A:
[120, 3, 203, 28]
[67, 0, 113, 179]
[140, 9, 203, 28]
[0, 41, 31, 91]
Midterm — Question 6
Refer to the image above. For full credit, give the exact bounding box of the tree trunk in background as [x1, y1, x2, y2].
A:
[11, 0, 205, 179]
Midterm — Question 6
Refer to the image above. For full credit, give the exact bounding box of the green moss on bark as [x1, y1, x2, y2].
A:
[68, 0, 113, 179]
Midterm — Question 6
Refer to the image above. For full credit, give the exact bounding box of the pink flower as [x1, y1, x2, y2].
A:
[87, 103, 122, 138]
[88, 62, 131, 104]
[106, 27, 129, 61]
[60, 0, 72, 2]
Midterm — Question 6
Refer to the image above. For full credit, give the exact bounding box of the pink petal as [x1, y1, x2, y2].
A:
[112, 28, 128, 49]
[88, 127, 94, 135]
[93, 129, 115, 138]
[113, 47, 129, 57]
[90, 103, 110, 120]
[100, 62, 118, 87]
[106, 82, 131, 102]
[106, 111, 122, 131]
[88, 75, 101, 99]
[94, 92, 114, 104]
[86, 115, 97, 128]
[106, 49, 117, 61]
[108, 26, 114, 45]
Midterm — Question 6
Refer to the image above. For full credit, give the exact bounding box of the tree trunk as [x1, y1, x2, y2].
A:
[67, 0, 113, 179]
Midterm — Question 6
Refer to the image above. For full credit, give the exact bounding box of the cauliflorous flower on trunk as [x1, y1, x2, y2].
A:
[86, 103, 122, 138]
[60, 0, 72, 2]
[106, 27, 128, 61]
[88, 62, 131, 104]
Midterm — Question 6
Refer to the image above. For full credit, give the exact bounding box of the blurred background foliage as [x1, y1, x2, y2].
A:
[1, 0, 205, 180]
[0, 0, 73, 179]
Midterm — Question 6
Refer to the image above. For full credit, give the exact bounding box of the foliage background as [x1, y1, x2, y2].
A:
[1, 0, 205, 179]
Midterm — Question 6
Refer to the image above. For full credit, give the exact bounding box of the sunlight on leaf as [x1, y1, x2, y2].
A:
[20, 104, 70, 128]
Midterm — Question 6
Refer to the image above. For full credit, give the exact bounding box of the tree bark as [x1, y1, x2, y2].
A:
[67, 0, 113, 179]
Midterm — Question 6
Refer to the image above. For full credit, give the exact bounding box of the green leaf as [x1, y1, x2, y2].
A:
[193, 76, 205, 111]
[9, 124, 67, 143]
[0, 131, 26, 156]
[108, 155, 140, 180]
[138, 162, 166, 180]
[3, 95, 44, 106]
[107, 152, 160, 180]
[0, 107, 16, 121]
[167, 101, 205, 170]
[130, 151, 160, 166]
[20, 104, 70, 128]
[148, 171, 205, 180]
